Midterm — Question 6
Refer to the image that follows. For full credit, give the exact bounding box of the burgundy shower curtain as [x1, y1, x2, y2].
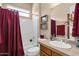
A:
[72, 3, 79, 37]
[0, 7, 24, 56]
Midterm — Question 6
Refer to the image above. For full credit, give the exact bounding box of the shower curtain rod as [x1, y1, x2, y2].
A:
[15, 10, 39, 16]
[1, 6, 39, 16]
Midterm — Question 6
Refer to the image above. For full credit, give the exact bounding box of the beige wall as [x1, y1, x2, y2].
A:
[40, 3, 75, 39]
[51, 3, 74, 22]
[32, 3, 40, 15]
[32, 3, 41, 37]
[4, 3, 32, 10]
[51, 3, 75, 39]
[40, 4, 52, 39]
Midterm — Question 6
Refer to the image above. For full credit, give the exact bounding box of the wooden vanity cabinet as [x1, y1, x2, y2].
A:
[40, 50, 48, 56]
[52, 51, 62, 56]
[40, 44, 62, 56]
[40, 44, 52, 56]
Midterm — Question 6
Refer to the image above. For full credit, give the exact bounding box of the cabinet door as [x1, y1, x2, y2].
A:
[40, 51, 48, 56]
[40, 44, 52, 55]
[52, 51, 62, 56]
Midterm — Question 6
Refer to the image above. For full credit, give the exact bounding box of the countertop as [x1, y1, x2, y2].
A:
[39, 39, 79, 56]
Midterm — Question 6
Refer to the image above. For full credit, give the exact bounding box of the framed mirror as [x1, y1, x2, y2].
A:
[41, 15, 48, 23]
[41, 23, 47, 30]
[41, 15, 48, 30]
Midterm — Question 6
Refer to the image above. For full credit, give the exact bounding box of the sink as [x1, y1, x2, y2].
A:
[49, 41, 71, 49]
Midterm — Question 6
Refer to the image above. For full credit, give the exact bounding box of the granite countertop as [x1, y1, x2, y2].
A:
[39, 39, 79, 56]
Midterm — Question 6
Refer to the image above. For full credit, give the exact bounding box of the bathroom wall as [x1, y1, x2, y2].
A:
[40, 4, 52, 39]
[51, 3, 74, 21]
[51, 3, 75, 39]
[32, 3, 40, 38]
[2, 3, 32, 12]
[32, 3, 40, 15]
[32, 15, 39, 46]
[40, 3, 75, 39]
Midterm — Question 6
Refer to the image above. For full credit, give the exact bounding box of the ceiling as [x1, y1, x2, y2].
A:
[41, 3, 61, 8]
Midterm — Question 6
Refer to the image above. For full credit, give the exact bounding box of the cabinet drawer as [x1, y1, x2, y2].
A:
[40, 44, 51, 55]
[40, 51, 48, 56]
[52, 51, 62, 56]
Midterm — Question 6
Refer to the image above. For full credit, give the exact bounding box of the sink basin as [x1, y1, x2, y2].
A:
[49, 41, 71, 49]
